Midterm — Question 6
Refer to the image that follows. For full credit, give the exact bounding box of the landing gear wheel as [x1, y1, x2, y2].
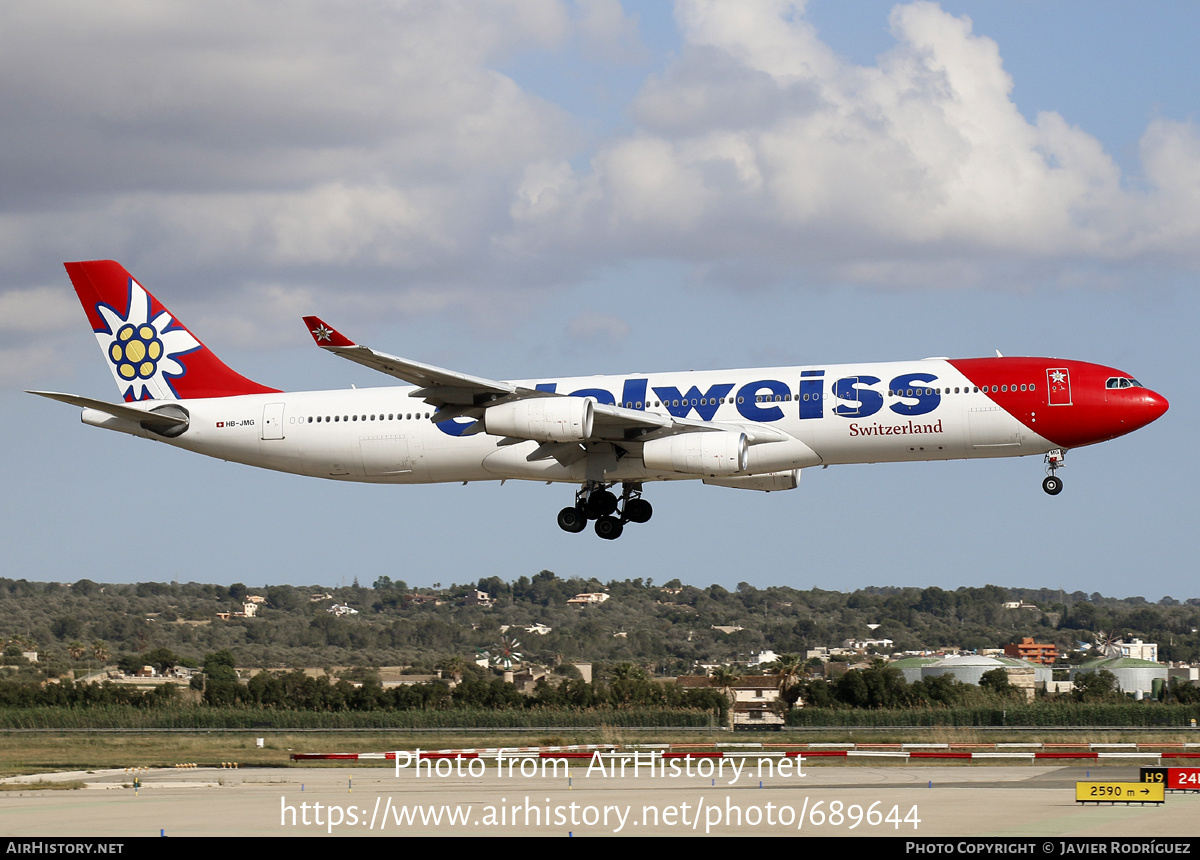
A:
[1042, 476, 1063, 496]
[557, 506, 588, 533]
[624, 498, 653, 524]
[595, 516, 624, 540]
[586, 489, 618, 519]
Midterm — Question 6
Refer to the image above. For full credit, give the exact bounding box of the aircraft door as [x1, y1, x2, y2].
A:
[832, 377, 863, 417]
[359, 434, 428, 480]
[261, 402, 285, 440]
[1046, 367, 1072, 406]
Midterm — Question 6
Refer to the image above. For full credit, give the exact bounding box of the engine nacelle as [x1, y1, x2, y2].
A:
[703, 469, 801, 492]
[483, 397, 594, 442]
[743, 436, 821, 472]
[642, 432, 748, 476]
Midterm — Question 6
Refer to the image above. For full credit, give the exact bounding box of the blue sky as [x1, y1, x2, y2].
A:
[2, 1, 1194, 600]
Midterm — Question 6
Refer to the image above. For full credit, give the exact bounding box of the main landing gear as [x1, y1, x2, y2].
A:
[557, 482, 653, 540]
[1042, 449, 1065, 495]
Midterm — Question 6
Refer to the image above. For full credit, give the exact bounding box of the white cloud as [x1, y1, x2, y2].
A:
[3, 0, 1200, 377]
[1137, 118, 1200, 256]
[566, 310, 630, 343]
[0, 344, 72, 386]
[0, 2, 576, 288]
[0, 287, 79, 333]
[510, 1, 1200, 286]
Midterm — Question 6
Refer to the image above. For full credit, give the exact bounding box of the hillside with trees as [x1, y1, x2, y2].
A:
[3, 574, 1199, 681]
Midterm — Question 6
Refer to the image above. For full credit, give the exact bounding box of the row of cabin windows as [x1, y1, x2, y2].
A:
[292, 382, 1051, 423]
[295, 412, 433, 424]
[641, 384, 1037, 408]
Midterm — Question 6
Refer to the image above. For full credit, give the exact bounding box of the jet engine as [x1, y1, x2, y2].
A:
[642, 431, 748, 476]
[483, 396, 594, 442]
[703, 469, 801, 491]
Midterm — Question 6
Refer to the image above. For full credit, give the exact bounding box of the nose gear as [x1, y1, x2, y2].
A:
[1042, 449, 1065, 495]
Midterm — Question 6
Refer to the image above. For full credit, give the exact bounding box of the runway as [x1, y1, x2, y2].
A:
[2, 762, 1197, 837]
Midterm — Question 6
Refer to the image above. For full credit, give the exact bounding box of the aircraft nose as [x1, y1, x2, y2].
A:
[1145, 389, 1169, 423]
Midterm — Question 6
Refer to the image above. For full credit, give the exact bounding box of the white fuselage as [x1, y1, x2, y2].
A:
[85, 359, 1053, 486]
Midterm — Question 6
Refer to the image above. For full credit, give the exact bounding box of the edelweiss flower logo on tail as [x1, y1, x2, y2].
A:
[94, 279, 200, 401]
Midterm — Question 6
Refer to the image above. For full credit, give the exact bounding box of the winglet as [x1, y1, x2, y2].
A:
[302, 316, 356, 348]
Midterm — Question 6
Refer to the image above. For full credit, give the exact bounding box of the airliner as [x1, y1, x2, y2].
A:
[31, 260, 1169, 539]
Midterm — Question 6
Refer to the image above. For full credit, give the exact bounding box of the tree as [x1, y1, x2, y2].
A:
[1167, 677, 1200, 705]
[1073, 669, 1121, 702]
[835, 670, 870, 708]
[764, 654, 804, 708]
[440, 656, 468, 683]
[116, 654, 144, 675]
[709, 665, 738, 728]
[203, 650, 238, 683]
[143, 647, 181, 675]
[51, 616, 83, 641]
[910, 674, 970, 706]
[609, 662, 648, 682]
[979, 668, 1015, 697]
[860, 660, 910, 708]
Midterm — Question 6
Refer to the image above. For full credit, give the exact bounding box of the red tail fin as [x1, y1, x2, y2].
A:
[64, 260, 279, 401]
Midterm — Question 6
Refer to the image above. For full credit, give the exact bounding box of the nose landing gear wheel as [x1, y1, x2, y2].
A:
[1042, 475, 1063, 495]
[557, 506, 588, 533]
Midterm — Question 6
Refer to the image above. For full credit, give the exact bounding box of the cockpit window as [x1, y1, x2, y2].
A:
[1106, 377, 1143, 389]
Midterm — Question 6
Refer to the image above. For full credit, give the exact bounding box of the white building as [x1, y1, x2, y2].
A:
[842, 638, 894, 652]
[1114, 639, 1158, 662]
[464, 590, 495, 608]
[567, 593, 609, 605]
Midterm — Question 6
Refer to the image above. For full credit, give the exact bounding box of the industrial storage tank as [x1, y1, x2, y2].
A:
[921, 654, 1051, 699]
[1069, 657, 1166, 698]
[891, 656, 941, 685]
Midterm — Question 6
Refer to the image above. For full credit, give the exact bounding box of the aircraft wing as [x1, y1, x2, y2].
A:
[302, 316, 514, 401]
[588, 402, 791, 443]
[301, 316, 787, 445]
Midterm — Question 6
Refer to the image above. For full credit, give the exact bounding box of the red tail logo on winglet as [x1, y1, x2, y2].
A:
[64, 260, 279, 401]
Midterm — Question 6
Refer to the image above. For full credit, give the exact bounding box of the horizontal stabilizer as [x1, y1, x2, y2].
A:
[27, 391, 188, 429]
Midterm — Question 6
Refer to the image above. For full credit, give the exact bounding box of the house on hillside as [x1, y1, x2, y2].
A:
[567, 593, 609, 606]
[216, 602, 258, 620]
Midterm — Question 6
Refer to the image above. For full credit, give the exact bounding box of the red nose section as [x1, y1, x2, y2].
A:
[1146, 390, 1170, 424]
[948, 358, 1167, 449]
[1102, 386, 1169, 443]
